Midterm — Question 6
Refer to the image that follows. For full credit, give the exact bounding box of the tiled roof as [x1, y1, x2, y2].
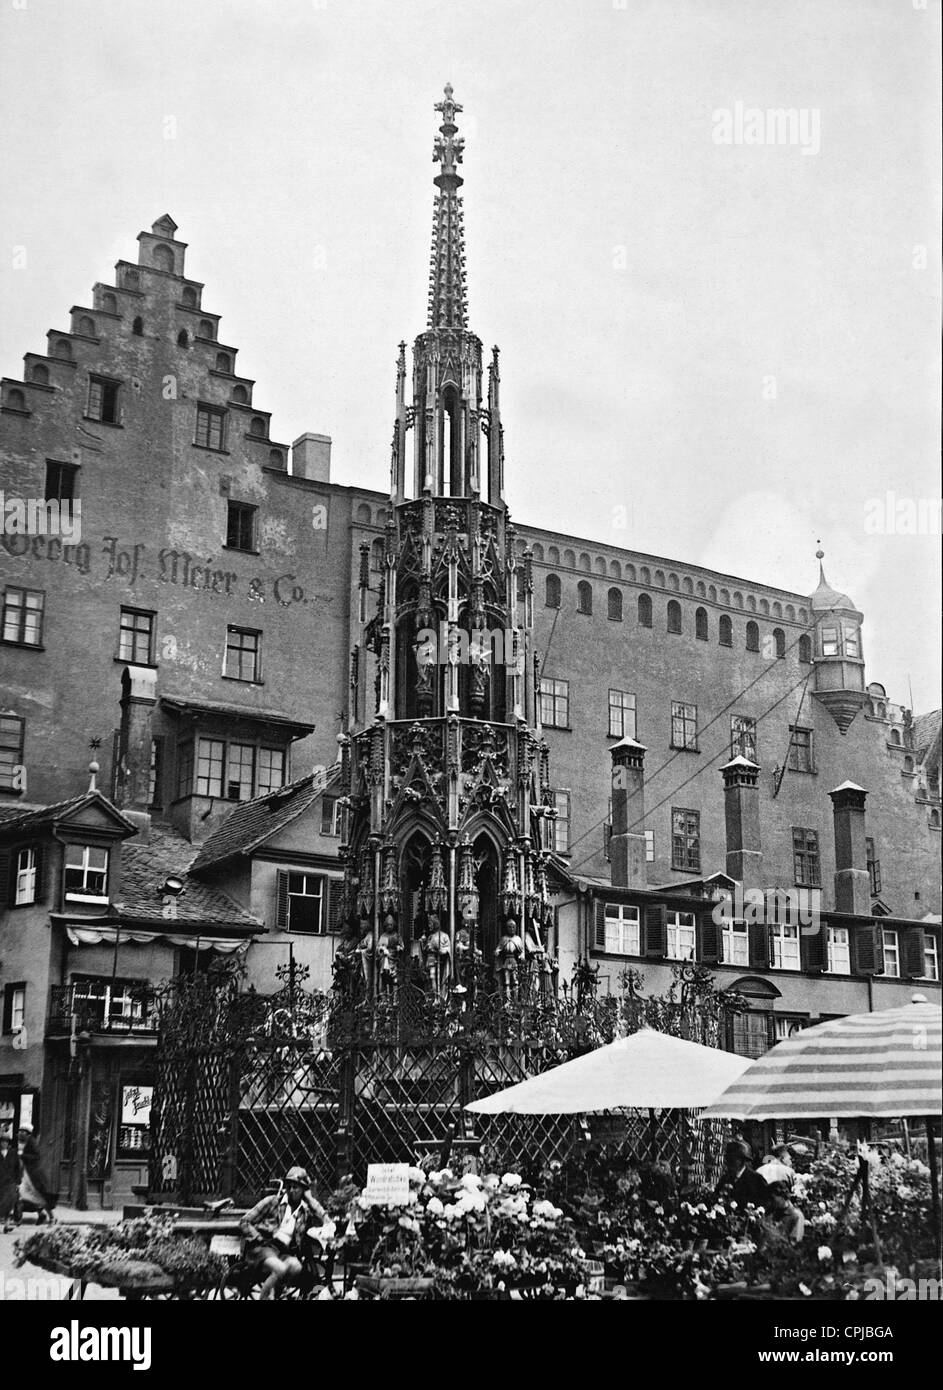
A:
[0, 791, 136, 838]
[912, 711, 941, 762]
[190, 768, 340, 873]
[114, 823, 261, 930]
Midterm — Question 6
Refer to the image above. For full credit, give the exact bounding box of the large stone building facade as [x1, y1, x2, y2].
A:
[1, 90, 939, 1204]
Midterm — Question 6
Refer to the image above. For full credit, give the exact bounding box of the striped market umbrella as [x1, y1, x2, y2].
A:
[701, 996, 941, 1123]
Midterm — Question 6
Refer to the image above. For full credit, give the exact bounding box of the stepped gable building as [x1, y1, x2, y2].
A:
[0, 87, 940, 1202]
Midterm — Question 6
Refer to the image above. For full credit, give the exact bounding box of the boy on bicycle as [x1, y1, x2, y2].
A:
[240, 1166, 328, 1299]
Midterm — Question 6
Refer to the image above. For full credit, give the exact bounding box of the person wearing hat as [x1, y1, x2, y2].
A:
[240, 1166, 328, 1299]
[712, 1139, 771, 1211]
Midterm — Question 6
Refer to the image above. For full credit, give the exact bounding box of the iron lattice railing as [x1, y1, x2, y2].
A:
[147, 969, 740, 1201]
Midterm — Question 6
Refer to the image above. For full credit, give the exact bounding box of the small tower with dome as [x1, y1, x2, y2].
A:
[810, 548, 866, 733]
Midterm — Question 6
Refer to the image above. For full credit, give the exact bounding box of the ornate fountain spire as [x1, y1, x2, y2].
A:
[428, 84, 468, 330]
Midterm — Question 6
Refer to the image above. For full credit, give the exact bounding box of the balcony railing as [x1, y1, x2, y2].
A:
[47, 983, 162, 1037]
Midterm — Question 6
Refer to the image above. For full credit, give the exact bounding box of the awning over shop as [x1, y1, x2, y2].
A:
[65, 925, 247, 953]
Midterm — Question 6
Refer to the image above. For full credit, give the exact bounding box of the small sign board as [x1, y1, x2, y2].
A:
[209, 1233, 244, 1257]
[362, 1162, 412, 1207]
[587, 1114, 629, 1145]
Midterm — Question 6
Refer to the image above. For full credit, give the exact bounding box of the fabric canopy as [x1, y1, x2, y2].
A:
[464, 1028, 752, 1114]
[66, 926, 246, 953]
[702, 999, 942, 1122]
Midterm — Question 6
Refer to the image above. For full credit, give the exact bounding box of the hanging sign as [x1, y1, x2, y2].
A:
[362, 1163, 412, 1206]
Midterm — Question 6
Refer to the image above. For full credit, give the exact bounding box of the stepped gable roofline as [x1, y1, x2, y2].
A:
[160, 694, 315, 738]
[190, 767, 342, 874]
[110, 823, 262, 929]
[0, 790, 138, 840]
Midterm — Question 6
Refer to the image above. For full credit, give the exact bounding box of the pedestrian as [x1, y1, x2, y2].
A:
[0, 1132, 21, 1232]
[17, 1126, 57, 1224]
[713, 1138, 771, 1210]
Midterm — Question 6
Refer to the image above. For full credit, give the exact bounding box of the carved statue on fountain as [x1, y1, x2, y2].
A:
[421, 916, 453, 999]
[376, 914, 404, 999]
[495, 917, 525, 1000]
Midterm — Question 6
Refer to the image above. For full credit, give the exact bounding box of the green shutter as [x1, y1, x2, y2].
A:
[326, 879, 341, 934]
[698, 912, 720, 964]
[275, 871, 289, 930]
[801, 920, 825, 974]
[903, 928, 926, 980]
[853, 922, 881, 975]
[748, 920, 770, 968]
[644, 905, 667, 958]
[594, 901, 606, 950]
[0, 848, 11, 905]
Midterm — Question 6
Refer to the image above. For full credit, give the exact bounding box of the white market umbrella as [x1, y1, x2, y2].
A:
[464, 1028, 752, 1115]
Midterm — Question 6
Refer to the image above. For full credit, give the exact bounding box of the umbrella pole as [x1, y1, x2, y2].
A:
[926, 1117, 941, 1261]
[860, 1155, 884, 1270]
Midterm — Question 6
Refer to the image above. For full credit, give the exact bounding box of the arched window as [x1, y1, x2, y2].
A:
[903, 756, 914, 774]
[232, 385, 249, 404]
[77, 316, 95, 336]
[101, 292, 117, 314]
[371, 537, 385, 571]
[132, 316, 144, 336]
[773, 628, 786, 659]
[695, 606, 708, 641]
[667, 599, 682, 634]
[53, 339, 72, 360]
[199, 320, 215, 339]
[30, 363, 49, 385]
[5, 388, 26, 411]
[930, 808, 941, 830]
[123, 268, 140, 287]
[177, 329, 189, 348]
[152, 243, 174, 271]
[638, 593, 652, 628]
[798, 634, 812, 664]
[607, 587, 623, 622]
[746, 620, 760, 652]
[181, 286, 198, 307]
[545, 574, 561, 609]
[249, 417, 266, 438]
[889, 729, 901, 746]
[577, 580, 593, 615]
[215, 352, 231, 373]
[719, 614, 733, 647]
[268, 449, 284, 468]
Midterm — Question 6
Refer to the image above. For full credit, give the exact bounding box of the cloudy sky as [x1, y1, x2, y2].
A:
[1, 0, 940, 708]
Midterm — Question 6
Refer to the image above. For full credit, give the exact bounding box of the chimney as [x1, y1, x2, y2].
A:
[609, 737, 647, 888]
[291, 433, 331, 482]
[117, 666, 157, 839]
[828, 781, 870, 914]
[721, 756, 762, 889]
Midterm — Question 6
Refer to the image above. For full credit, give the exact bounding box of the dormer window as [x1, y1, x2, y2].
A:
[64, 844, 109, 902]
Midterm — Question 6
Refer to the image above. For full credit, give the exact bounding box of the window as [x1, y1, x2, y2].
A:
[608, 690, 637, 740]
[695, 607, 708, 641]
[2, 984, 26, 1035]
[667, 600, 682, 634]
[730, 1011, 772, 1059]
[924, 936, 939, 982]
[730, 715, 757, 761]
[798, 634, 812, 663]
[671, 808, 700, 872]
[117, 607, 155, 664]
[177, 329, 189, 348]
[607, 588, 623, 622]
[745, 620, 760, 652]
[0, 716, 25, 790]
[827, 925, 851, 974]
[787, 726, 814, 774]
[770, 921, 800, 970]
[257, 747, 286, 796]
[638, 593, 652, 628]
[545, 574, 561, 608]
[176, 742, 194, 800]
[70, 977, 149, 1031]
[2, 588, 44, 646]
[552, 790, 571, 853]
[226, 501, 257, 552]
[64, 844, 109, 900]
[148, 739, 163, 808]
[866, 838, 881, 896]
[226, 743, 256, 801]
[792, 827, 820, 887]
[249, 416, 267, 438]
[821, 626, 839, 657]
[644, 829, 655, 862]
[14, 847, 37, 905]
[577, 580, 593, 615]
[670, 701, 698, 751]
[215, 353, 231, 373]
[881, 928, 900, 979]
[224, 626, 261, 682]
[667, 910, 696, 961]
[773, 628, 786, 659]
[600, 903, 640, 955]
[45, 460, 78, 502]
[195, 738, 225, 797]
[321, 796, 342, 836]
[844, 626, 860, 658]
[87, 376, 120, 424]
[284, 873, 325, 934]
[132, 316, 144, 336]
[719, 614, 733, 647]
[539, 677, 569, 729]
[722, 920, 750, 966]
[195, 404, 227, 450]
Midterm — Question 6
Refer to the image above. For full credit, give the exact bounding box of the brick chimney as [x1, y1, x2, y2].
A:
[720, 756, 762, 889]
[117, 666, 157, 838]
[609, 737, 647, 888]
[291, 433, 331, 483]
[828, 781, 870, 914]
